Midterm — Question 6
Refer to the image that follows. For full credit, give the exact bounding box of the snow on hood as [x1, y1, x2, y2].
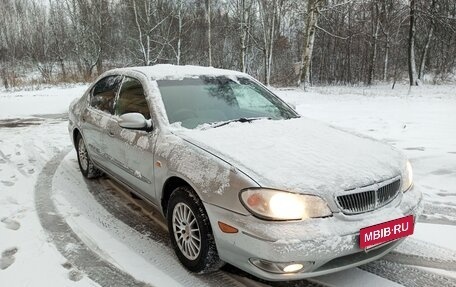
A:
[173, 118, 406, 196]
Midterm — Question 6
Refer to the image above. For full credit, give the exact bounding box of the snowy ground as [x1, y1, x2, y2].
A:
[0, 83, 455, 286]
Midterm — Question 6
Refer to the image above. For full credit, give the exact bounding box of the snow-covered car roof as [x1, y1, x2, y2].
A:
[110, 64, 249, 81]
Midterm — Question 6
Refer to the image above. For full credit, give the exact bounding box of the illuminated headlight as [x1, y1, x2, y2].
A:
[401, 160, 413, 192]
[240, 188, 332, 220]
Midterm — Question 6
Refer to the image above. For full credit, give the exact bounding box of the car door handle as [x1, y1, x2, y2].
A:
[108, 130, 115, 137]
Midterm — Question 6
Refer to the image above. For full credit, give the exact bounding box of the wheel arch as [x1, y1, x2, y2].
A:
[73, 128, 81, 147]
[161, 176, 196, 218]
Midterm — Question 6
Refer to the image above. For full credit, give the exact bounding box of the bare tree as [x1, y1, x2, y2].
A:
[175, 0, 184, 65]
[1, 0, 456, 88]
[367, 1, 380, 85]
[49, 0, 70, 80]
[130, 0, 170, 66]
[257, 0, 282, 85]
[233, 0, 253, 73]
[205, 0, 212, 66]
[63, 0, 107, 79]
[0, 0, 14, 88]
[19, 1, 56, 82]
[418, 0, 437, 80]
[408, 0, 418, 86]
[297, 0, 323, 88]
[379, 0, 392, 81]
[132, 0, 151, 65]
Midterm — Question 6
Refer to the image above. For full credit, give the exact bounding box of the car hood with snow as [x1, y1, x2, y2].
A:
[174, 118, 406, 198]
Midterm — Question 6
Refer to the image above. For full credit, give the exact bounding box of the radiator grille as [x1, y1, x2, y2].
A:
[337, 179, 401, 214]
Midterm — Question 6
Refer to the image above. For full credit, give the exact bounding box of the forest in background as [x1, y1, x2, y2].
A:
[0, 0, 455, 89]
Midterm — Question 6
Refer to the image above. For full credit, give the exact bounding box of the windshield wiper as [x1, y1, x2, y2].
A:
[208, 117, 270, 129]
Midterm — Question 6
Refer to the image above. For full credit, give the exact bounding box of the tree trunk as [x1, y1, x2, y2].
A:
[96, 58, 103, 76]
[263, 48, 267, 83]
[240, 30, 247, 72]
[59, 57, 66, 81]
[418, 0, 436, 80]
[96, 0, 109, 75]
[206, 0, 212, 66]
[408, 0, 418, 86]
[368, 3, 380, 85]
[266, 0, 276, 86]
[1, 67, 9, 90]
[176, 0, 183, 65]
[240, 0, 250, 73]
[347, 4, 352, 84]
[383, 37, 389, 81]
[258, 0, 268, 83]
[132, 0, 148, 66]
[418, 25, 433, 80]
[297, 0, 320, 88]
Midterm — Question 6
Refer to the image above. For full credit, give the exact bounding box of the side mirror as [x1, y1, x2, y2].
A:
[118, 113, 152, 130]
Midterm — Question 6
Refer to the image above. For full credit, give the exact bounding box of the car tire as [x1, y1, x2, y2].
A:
[76, 133, 102, 179]
[167, 186, 224, 273]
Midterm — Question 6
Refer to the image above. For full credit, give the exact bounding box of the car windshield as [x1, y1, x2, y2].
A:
[157, 76, 298, 129]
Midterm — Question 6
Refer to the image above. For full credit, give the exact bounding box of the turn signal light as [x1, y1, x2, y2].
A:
[218, 221, 238, 233]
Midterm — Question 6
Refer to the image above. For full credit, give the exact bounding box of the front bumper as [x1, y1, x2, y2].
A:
[205, 186, 423, 281]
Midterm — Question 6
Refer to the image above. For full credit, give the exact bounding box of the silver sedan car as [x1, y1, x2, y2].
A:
[68, 65, 423, 281]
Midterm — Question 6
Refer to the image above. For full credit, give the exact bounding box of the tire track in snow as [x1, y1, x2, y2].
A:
[87, 173, 322, 287]
[38, 149, 453, 287]
[88, 167, 327, 287]
[50, 150, 258, 287]
[360, 260, 456, 287]
[35, 145, 321, 287]
[90, 163, 455, 287]
[0, 150, 12, 164]
[384, 252, 456, 272]
[82, 178, 249, 287]
[389, 235, 456, 272]
[220, 264, 325, 287]
[420, 203, 456, 226]
[35, 149, 151, 287]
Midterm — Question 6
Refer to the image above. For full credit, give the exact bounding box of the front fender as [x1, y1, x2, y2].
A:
[154, 132, 257, 215]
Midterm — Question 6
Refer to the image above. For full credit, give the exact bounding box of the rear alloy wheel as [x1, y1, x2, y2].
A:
[76, 134, 102, 179]
[167, 186, 223, 273]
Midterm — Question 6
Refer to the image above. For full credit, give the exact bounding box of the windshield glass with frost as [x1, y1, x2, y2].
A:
[157, 76, 298, 129]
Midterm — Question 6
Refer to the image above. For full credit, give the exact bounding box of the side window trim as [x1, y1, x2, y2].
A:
[89, 75, 124, 115]
[113, 76, 126, 115]
[114, 75, 152, 120]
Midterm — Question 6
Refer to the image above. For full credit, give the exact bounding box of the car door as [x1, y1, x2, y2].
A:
[82, 75, 123, 167]
[106, 76, 157, 203]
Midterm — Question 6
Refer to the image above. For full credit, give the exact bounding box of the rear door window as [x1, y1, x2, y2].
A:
[115, 77, 150, 119]
[90, 75, 123, 114]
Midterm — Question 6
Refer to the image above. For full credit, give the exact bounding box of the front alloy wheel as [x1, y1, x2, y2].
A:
[172, 202, 201, 260]
[167, 186, 223, 273]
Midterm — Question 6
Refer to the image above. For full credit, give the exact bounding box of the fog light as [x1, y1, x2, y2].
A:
[250, 258, 314, 274]
[283, 263, 303, 273]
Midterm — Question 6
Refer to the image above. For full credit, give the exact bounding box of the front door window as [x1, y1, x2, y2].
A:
[116, 77, 150, 119]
